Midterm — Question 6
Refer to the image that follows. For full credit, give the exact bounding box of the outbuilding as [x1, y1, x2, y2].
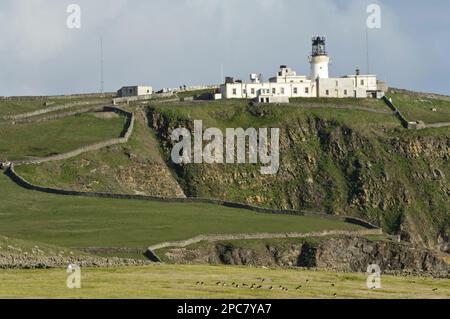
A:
[117, 85, 153, 98]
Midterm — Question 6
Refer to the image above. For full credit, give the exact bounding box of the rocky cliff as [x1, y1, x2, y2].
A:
[148, 103, 450, 253]
[161, 236, 449, 278]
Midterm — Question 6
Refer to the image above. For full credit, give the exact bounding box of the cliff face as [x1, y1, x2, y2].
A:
[161, 237, 449, 277]
[149, 105, 449, 253]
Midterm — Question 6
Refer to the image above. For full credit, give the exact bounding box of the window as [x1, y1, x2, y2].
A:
[325, 90, 330, 96]
[272, 88, 276, 94]
[281, 88, 285, 94]
[293, 88, 298, 94]
[305, 87, 309, 94]
[243, 89, 247, 94]
[360, 80, 365, 85]
[344, 90, 348, 95]
[232, 88, 237, 95]
[251, 88, 255, 94]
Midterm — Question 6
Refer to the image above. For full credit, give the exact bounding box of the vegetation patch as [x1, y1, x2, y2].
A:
[386, 91, 450, 123]
[0, 264, 448, 299]
[0, 113, 127, 161]
[0, 173, 364, 249]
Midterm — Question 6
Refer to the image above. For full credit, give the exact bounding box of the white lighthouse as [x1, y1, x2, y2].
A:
[309, 36, 330, 80]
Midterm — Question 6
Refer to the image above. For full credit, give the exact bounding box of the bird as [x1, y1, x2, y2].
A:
[216, 282, 221, 286]
[333, 293, 337, 297]
[432, 288, 438, 292]
[331, 283, 335, 287]
[236, 284, 240, 288]
[269, 286, 273, 290]
[296, 285, 302, 290]
[257, 285, 262, 289]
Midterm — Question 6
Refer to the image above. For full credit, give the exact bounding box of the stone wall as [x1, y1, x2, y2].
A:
[0, 93, 115, 101]
[112, 92, 175, 104]
[10, 106, 134, 166]
[148, 229, 383, 252]
[426, 122, 450, 129]
[5, 165, 380, 231]
[382, 96, 409, 128]
[1, 100, 111, 121]
[5, 105, 106, 124]
[383, 95, 450, 129]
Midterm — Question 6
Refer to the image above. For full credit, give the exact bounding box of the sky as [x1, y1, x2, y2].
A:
[0, 0, 449, 96]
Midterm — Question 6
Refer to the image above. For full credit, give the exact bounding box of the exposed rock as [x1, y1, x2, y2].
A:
[161, 236, 450, 278]
[0, 251, 150, 269]
[149, 108, 450, 254]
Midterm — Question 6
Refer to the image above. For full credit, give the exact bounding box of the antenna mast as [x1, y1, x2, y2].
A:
[365, 28, 370, 74]
[100, 37, 104, 94]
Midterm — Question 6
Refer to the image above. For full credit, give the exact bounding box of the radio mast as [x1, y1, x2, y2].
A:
[100, 37, 104, 94]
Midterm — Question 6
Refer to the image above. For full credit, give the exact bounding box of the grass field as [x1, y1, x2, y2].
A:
[0, 113, 127, 161]
[0, 173, 363, 249]
[0, 264, 448, 299]
[13, 109, 177, 195]
[0, 96, 113, 116]
[386, 92, 450, 123]
[149, 98, 399, 134]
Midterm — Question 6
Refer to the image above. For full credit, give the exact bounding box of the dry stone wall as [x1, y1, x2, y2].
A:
[5, 165, 380, 231]
[1, 100, 110, 121]
[10, 106, 134, 166]
[148, 229, 383, 252]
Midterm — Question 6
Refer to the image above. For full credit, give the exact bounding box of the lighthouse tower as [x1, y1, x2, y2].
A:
[309, 36, 330, 80]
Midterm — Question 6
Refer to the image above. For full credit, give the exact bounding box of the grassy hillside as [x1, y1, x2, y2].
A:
[0, 113, 127, 161]
[147, 98, 449, 252]
[386, 91, 450, 123]
[0, 264, 448, 299]
[5, 94, 449, 254]
[0, 173, 364, 249]
[0, 96, 112, 116]
[14, 109, 185, 197]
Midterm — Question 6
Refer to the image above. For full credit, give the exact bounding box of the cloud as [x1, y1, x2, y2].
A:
[0, 0, 448, 96]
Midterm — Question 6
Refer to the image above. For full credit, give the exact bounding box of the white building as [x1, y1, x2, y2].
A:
[220, 36, 386, 102]
[117, 85, 153, 98]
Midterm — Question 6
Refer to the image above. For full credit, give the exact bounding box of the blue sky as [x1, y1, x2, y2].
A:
[0, 0, 449, 96]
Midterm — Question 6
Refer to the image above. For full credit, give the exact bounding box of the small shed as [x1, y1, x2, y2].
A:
[117, 85, 153, 98]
